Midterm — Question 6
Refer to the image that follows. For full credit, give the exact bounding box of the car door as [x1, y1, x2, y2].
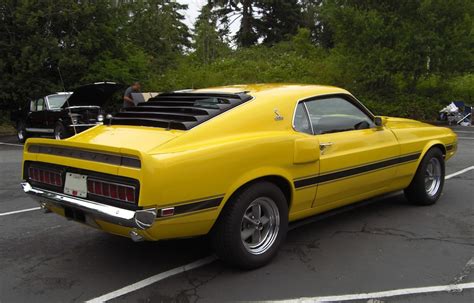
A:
[296, 94, 401, 208]
[27, 98, 51, 134]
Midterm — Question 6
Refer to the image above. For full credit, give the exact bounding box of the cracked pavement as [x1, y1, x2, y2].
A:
[0, 127, 473, 302]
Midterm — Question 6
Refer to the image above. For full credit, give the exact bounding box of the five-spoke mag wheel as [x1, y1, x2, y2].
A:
[241, 197, 280, 255]
[405, 147, 445, 205]
[212, 181, 288, 269]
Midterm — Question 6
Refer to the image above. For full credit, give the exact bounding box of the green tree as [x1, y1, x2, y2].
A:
[209, 0, 260, 47]
[257, 0, 303, 45]
[124, 0, 191, 70]
[193, 4, 230, 64]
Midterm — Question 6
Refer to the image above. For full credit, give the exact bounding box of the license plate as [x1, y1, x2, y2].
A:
[64, 172, 87, 198]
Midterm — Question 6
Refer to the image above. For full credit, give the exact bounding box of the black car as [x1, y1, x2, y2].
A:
[12, 82, 124, 142]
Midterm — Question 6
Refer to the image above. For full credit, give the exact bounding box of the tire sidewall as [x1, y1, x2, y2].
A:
[17, 121, 27, 143]
[417, 148, 445, 204]
[226, 182, 288, 268]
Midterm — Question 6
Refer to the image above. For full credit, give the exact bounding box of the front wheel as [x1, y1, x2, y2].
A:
[17, 120, 28, 143]
[211, 182, 288, 269]
[404, 148, 445, 205]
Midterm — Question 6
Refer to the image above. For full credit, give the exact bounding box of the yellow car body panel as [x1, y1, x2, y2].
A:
[21, 84, 457, 241]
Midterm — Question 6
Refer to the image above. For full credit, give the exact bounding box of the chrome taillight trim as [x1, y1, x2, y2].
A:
[87, 178, 136, 204]
[28, 144, 141, 168]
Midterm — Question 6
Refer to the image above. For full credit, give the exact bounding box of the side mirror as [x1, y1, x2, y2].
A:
[294, 137, 320, 164]
[374, 116, 387, 128]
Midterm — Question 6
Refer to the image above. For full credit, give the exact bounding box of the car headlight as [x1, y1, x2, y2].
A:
[97, 114, 104, 122]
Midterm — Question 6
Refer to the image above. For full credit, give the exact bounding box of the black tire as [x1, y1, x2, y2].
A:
[54, 122, 68, 140]
[16, 120, 28, 143]
[211, 181, 288, 269]
[404, 148, 445, 205]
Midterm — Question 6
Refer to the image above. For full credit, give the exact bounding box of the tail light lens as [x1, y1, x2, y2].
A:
[87, 179, 136, 204]
[29, 167, 62, 187]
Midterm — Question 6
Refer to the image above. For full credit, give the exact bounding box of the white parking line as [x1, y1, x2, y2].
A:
[446, 166, 474, 179]
[0, 142, 23, 147]
[85, 256, 217, 303]
[454, 130, 474, 134]
[458, 137, 474, 140]
[0, 207, 41, 217]
[270, 282, 474, 302]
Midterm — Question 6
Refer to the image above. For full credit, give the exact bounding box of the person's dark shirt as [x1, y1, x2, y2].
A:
[123, 86, 139, 108]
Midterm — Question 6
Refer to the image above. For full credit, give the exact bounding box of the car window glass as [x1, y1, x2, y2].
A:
[293, 102, 312, 134]
[37, 98, 45, 111]
[305, 97, 374, 134]
[30, 100, 37, 112]
[47, 95, 70, 109]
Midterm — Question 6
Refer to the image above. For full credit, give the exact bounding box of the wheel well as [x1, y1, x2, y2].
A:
[228, 175, 293, 207]
[429, 144, 446, 157]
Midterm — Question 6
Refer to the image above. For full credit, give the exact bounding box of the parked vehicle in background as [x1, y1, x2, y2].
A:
[11, 82, 124, 142]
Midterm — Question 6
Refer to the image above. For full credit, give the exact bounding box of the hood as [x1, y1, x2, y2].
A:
[63, 82, 125, 108]
[384, 117, 432, 129]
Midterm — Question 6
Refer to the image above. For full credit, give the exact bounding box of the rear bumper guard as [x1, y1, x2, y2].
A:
[21, 182, 156, 230]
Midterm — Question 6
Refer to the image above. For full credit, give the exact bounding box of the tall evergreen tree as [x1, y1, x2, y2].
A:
[125, 0, 190, 66]
[193, 4, 229, 64]
[257, 0, 303, 45]
[209, 0, 260, 47]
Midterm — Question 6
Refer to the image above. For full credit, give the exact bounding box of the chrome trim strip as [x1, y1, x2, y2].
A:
[27, 144, 141, 168]
[68, 123, 102, 127]
[25, 128, 54, 133]
[21, 182, 155, 230]
[65, 106, 101, 109]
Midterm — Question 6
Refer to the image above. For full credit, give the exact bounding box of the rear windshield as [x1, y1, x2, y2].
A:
[108, 92, 252, 130]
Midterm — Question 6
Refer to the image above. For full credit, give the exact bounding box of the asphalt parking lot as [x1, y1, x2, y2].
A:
[0, 127, 473, 303]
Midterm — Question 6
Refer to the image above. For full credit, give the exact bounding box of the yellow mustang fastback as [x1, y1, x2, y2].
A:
[21, 84, 457, 268]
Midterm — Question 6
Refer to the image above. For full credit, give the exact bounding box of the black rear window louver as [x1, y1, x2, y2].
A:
[108, 92, 252, 130]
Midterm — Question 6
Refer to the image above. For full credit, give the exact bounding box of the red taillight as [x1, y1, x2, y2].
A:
[29, 167, 62, 187]
[87, 179, 136, 203]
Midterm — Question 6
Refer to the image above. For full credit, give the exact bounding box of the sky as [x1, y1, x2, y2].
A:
[177, 0, 240, 35]
[178, 0, 207, 29]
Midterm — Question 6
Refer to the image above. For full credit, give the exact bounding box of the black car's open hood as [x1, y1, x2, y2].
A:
[62, 82, 125, 108]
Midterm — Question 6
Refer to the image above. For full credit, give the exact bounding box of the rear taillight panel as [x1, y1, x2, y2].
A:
[28, 166, 62, 187]
[87, 179, 136, 204]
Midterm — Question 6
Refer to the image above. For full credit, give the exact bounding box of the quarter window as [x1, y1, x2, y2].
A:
[293, 102, 312, 134]
[30, 100, 37, 112]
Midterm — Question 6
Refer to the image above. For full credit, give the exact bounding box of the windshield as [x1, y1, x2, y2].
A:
[47, 94, 70, 109]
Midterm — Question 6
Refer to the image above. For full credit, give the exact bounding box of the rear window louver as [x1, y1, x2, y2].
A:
[108, 92, 252, 130]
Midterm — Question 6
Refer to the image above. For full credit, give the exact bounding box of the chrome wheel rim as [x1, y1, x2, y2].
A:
[425, 157, 442, 197]
[17, 128, 24, 141]
[240, 197, 280, 255]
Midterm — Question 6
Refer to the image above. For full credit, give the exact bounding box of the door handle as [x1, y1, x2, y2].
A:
[319, 142, 333, 152]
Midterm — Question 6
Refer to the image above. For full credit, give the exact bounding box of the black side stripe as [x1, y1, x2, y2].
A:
[156, 196, 223, 217]
[294, 153, 421, 189]
[446, 144, 454, 151]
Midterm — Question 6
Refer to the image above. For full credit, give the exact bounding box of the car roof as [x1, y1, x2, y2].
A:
[192, 84, 350, 101]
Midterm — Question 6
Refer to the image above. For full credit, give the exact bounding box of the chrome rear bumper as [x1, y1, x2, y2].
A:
[21, 182, 156, 230]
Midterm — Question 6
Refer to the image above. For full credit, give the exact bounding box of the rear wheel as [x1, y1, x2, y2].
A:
[54, 122, 68, 140]
[404, 148, 445, 205]
[211, 182, 288, 269]
[16, 120, 28, 143]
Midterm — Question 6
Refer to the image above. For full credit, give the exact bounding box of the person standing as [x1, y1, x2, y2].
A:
[123, 81, 141, 108]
